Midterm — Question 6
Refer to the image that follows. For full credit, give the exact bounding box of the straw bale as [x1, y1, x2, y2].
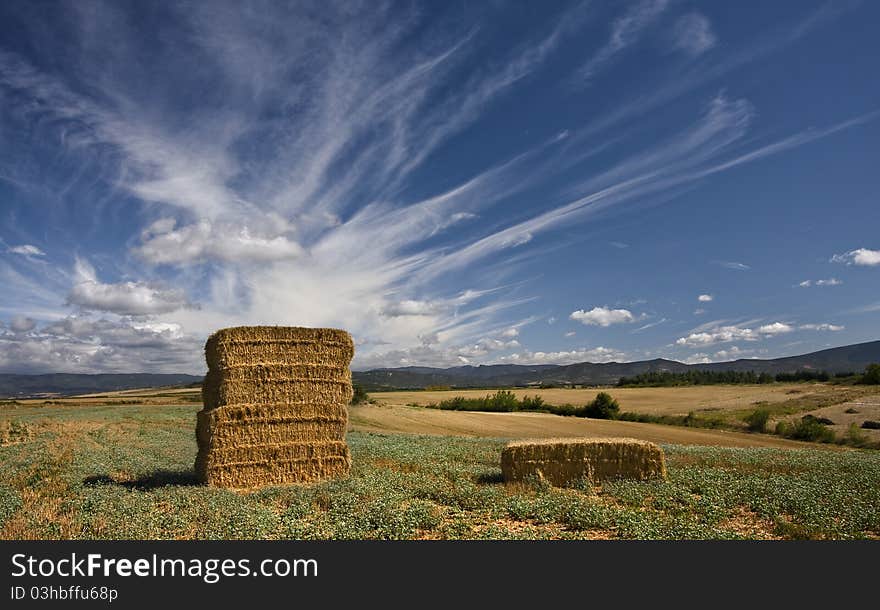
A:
[195, 441, 351, 488]
[198, 456, 351, 488]
[195, 325, 354, 488]
[205, 326, 354, 370]
[500, 437, 666, 486]
[202, 373, 352, 409]
[197, 408, 347, 447]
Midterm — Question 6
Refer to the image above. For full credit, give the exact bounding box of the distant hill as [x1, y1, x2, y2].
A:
[2, 340, 877, 396]
[0, 373, 203, 398]
[352, 340, 880, 389]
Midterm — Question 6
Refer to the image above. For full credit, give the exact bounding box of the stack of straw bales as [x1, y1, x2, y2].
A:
[501, 437, 666, 486]
[195, 326, 354, 488]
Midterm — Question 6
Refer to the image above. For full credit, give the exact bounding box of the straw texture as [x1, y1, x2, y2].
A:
[195, 326, 354, 488]
[501, 437, 666, 486]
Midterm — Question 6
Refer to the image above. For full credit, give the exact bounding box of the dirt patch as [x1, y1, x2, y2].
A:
[717, 507, 780, 539]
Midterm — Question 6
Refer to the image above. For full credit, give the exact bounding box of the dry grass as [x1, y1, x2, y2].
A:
[372, 384, 858, 416]
[348, 403, 825, 449]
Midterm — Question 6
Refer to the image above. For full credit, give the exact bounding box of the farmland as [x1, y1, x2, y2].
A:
[1, 382, 879, 539]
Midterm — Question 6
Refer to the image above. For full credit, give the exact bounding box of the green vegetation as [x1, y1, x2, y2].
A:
[743, 408, 771, 433]
[583, 392, 620, 419]
[861, 363, 880, 385]
[1, 403, 879, 539]
[429, 390, 580, 416]
[429, 390, 626, 419]
[616, 411, 726, 429]
[351, 384, 372, 405]
[617, 369, 832, 387]
[775, 416, 837, 443]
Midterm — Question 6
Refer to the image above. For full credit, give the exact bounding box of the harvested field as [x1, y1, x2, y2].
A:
[372, 384, 872, 416]
[1, 402, 879, 540]
[349, 403, 824, 449]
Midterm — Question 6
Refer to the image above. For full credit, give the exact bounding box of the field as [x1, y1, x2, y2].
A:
[1, 383, 879, 539]
[372, 383, 874, 416]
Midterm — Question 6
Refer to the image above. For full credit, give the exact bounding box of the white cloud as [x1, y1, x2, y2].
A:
[547, 317, 557, 324]
[500, 327, 519, 338]
[381, 300, 439, 317]
[698, 294, 713, 302]
[7, 244, 45, 257]
[799, 278, 842, 287]
[714, 346, 745, 360]
[496, 346, 626, 365]
[9, 315, 37, 333]
[67, 258, 194, 316]
[832, 248, 880, 266]
[577, 0, 670, 82]
[676, 319, 844, 347]
[799, 323, 844, 332]
[676, 326, 757, 347]
[0, 316, 202, 374]
[564, 331, 576, 337]
[683, 353, 712, 364]
[672, 13, 717, 56]
[693, 308, 706, 315]
[757, 322, 794, 336]
[570, 306, 635, 327]
[714, 260, 751, 271]
[136, 219, 303, 265]
[633, 318, 667, 332]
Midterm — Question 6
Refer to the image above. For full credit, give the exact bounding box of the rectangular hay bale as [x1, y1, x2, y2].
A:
[205, 326, 354, 370]
[195, 326, 354, 488]
[501, 437, 666, 486]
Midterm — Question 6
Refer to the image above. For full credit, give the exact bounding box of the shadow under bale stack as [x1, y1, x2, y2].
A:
[195, 326, 354, 488]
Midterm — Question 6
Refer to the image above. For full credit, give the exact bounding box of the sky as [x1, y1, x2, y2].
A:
[0, 0, 878, 375]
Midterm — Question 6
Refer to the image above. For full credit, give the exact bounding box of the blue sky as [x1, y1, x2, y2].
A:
[0, 0, 878, 374]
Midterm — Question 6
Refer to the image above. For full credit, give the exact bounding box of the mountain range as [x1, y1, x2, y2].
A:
[1, 340, 878, 397]
[0, 373, 203, 398]
[351, 340, 880, 389]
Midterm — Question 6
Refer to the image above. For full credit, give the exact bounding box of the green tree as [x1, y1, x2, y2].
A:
[861, 363, 880, 385]
[744, 408, 770, 432]
[583, 392, 620, 419]
[350, 384, 370, 405]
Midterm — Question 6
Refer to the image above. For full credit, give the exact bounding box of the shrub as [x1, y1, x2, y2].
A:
[845, 423, 870, 448]
[583, 392, 620, 419]
[860, 363, 880, 385]
[787, 417, 836, 443]
[351, 384, 371, 405]
[520, 395, 545, 411]
[744, 408, 770, 432]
